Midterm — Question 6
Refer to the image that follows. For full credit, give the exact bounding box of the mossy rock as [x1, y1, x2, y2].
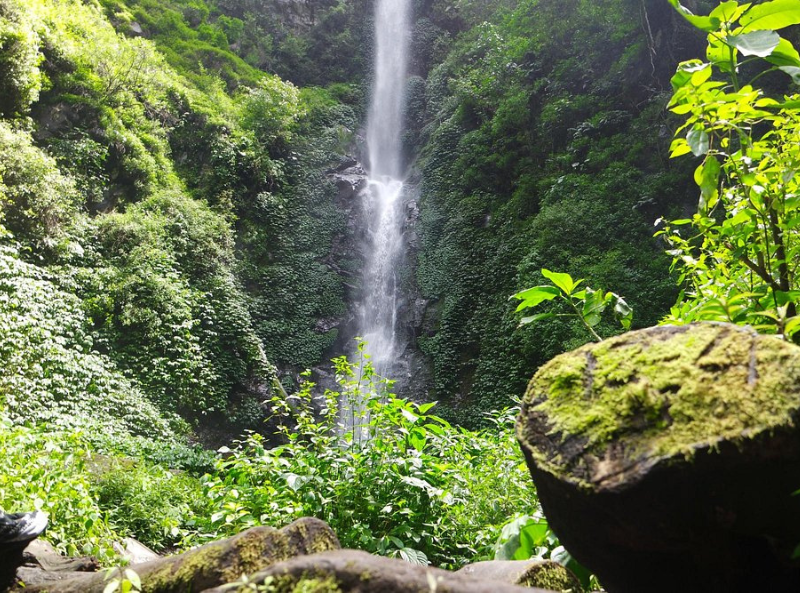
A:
[205, 549, 545, 593]
[457, 559, 579, 591]
[17, 519, 340, 593]
[517, 323, 800, 592]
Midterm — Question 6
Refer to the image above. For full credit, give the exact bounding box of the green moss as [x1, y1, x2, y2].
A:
[520, 324, 800, 485]
[522, 562, 576, 592]
[141, 545, 224, 593]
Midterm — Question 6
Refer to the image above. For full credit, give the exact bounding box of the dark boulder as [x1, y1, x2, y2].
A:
[517, 323, 800, 591]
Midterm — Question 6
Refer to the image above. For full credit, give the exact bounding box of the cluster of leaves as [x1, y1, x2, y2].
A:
[0, 417, 122, 560]
[193, 349, 539, 569]
[0, 244, 174, 437]
[658, 0, 800, 337]
[513, 269, 632, 342]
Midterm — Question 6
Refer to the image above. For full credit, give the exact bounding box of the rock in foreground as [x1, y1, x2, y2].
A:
[16, 518, 339, 593]
[517, 323, 800, 591]
[206, 550, 544, 593]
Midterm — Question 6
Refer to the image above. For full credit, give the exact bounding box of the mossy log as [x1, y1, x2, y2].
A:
[457, 560, 578, 590]
[517, 323, 800, 592]
[205, 549, 547, 593]
[17, 518, 340, 593]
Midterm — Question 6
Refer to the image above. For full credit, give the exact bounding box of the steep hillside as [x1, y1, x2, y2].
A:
[0, 0, 360, 440]
[406, 0, 705, 424]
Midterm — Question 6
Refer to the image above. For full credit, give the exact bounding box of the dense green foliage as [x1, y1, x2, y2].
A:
[97, 0, 371, 88]
[409, 0, 701, 425]
[1, 356, 539, 570]
[0, 0, 364, 436]
[197, 354, 536, 569]
[658, 0, 800, 337]
[8, 0, 795, 583]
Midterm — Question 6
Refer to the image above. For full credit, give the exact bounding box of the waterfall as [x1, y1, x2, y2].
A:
[359, 0, 412, 376]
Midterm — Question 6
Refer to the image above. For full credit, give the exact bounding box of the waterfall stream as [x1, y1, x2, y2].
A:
[358, 0, 412, 377]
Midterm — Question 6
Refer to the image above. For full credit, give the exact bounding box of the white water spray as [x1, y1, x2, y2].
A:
[359, 0, 412, 375]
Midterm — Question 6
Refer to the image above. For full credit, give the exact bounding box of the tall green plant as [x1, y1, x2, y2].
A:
[658, 0, 800, 338]
[197, 350, 539, 569]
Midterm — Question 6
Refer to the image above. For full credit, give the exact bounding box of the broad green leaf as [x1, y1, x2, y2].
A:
[611, 295, 634, 330]
[409, 430, 426, 452]
[541, 269, 578, 295]
[519, 313, 557, 326]
[687, 128, 710, 156]
[786, 316, 800, 340]
[690, 64, 714, 85]
[710, 1, 751, 23]
[764, 37, 800, 67]
[515, 522, 550, 560]
[778, 66, 800, 83]
[670, 60, 708, 92]
[669, 138, 693, 157]
[417, 402, 436, 414]
[399, 547, 430, 566]
[696, 155, 721, 213]
[667, 0, 721, 31]
[582, 288, 607, 319]
[727, 31, 781, 57]
[740, 0, 800, 32]
[512, 285, 560, 311]
[707, 35, 737, 73]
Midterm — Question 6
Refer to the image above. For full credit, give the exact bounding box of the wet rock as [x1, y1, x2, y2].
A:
[205, 549, 545, 593]
[517, 323, 800, 591]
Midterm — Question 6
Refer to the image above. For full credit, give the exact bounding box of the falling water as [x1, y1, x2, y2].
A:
[359, 0, 412, 376]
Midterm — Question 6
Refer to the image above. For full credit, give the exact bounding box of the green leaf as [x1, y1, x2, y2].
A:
[612, 295, 634, 330]
[398, 547, 430, 566]
[512, 285, 560, 311]
[670, 60, 708, 92]
[697, 155, 721, 213]
[710, 1, 751, 23]
[764, 37, 800, 67]
[687, 128, 710, 156]
[690, 64, 713, 85]
[519, 313, 557, 326]
[669, 137, 693, 157]
[707, 36, 737, 73]
[582, 288, 607, 320]
[667, 0, 721, 31]
[778, 66, 800, 84]
[514, 522, 550, 560]
[727, 31, 781, 57]
[541, 269, 578, 295]
[740, 0, 800, 32]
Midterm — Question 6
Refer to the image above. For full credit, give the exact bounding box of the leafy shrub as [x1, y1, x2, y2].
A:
[0, 0, 42, 118]
[96, 465, 207, 550]
[0, 122, 78, 257]
[196, 350, 539, 569]
[0, 244, 174, 438]
[0, 417, 120, 559]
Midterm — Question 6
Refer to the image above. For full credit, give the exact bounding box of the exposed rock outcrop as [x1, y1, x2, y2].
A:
[517, 323, 800, 591]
